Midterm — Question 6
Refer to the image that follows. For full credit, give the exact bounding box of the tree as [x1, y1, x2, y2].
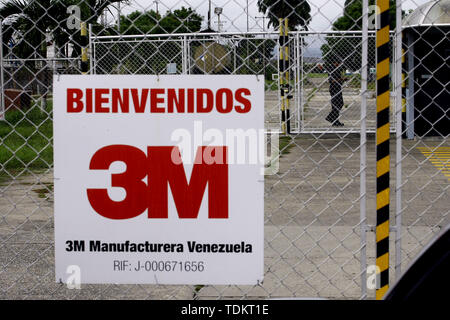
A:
[0, 0, 67, 59]
[119, 10, 162, 34]
[257, 0, 311, 31]
[332, 0, 398, 31]
[256, 0, 311, 84]
[96, 7, 203, 74]
[321, 0, 402, 73]
[160, 7, 203, 33]
[0, 0, 73, 95]
[0, 0, 123, 59]
[119, 7, 202, 35]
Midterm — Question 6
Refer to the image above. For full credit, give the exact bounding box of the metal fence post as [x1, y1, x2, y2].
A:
[187, 38, 191, 74]
[296, 32, 302, 132]
[89, 24, 93, 74]
[279, 18, 290, 134]
[279, 19, 285, 134]
[360, 0, 369, 300]
[182, 35, 187, 74]
[406, 33, 415, 140]
[394, 0, 403, 281]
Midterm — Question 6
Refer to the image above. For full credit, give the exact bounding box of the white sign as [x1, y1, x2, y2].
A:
[54, 75, 264, 285]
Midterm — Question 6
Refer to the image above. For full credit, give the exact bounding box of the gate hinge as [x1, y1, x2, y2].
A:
[365, 225, 398, 233]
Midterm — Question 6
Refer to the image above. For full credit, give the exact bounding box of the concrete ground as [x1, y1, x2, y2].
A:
[0, 136, 448, 299]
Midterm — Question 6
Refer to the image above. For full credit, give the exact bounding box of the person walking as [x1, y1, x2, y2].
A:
[325, 55, 345, 126]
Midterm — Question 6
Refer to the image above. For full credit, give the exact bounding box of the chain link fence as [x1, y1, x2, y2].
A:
[0, 0, 448, 299]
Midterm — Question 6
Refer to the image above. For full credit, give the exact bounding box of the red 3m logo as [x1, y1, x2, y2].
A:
[87, 145, 228, 220]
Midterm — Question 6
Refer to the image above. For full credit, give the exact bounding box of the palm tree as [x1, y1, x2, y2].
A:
[0, 0, 122, 100]
[257, 0, 311, 31]
[0, 0, 123, 59]
[0, 0, 67, 59]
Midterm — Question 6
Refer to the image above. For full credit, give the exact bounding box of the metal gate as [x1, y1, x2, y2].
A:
[295, 31, 398, 133]
[91, 30, 400, 135]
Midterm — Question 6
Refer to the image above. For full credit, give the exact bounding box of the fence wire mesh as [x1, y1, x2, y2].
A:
[0, 0, 448, 300]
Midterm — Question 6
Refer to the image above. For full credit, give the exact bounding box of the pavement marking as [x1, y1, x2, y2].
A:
[417, 147, 450, 181]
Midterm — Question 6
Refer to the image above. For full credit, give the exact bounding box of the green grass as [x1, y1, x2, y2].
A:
[265, 79, 278, 91]
[306, 73, 328, 78]
[0, 100, 53, 182]
[344, 74, 376, 90]
[32, 182, 54, 198]
[279, 136, 295, 156]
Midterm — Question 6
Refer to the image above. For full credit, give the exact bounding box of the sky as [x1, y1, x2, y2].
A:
[108, 0, 431, 32]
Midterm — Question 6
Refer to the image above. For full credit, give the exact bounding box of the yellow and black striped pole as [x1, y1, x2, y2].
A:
[279, 18, 290, 134]
[81, 22, 88, 74]
[376, 0, 391, 300]
[401, 38, 406, 138]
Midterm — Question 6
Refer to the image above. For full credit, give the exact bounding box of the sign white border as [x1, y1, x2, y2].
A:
[54, 75, 264, 285]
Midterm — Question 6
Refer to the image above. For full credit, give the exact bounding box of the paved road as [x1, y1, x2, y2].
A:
[0, 138, 448, 299]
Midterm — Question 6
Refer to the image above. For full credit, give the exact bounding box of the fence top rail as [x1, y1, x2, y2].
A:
[3, 57, 80, 61]
[92, 30, 396, 41]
